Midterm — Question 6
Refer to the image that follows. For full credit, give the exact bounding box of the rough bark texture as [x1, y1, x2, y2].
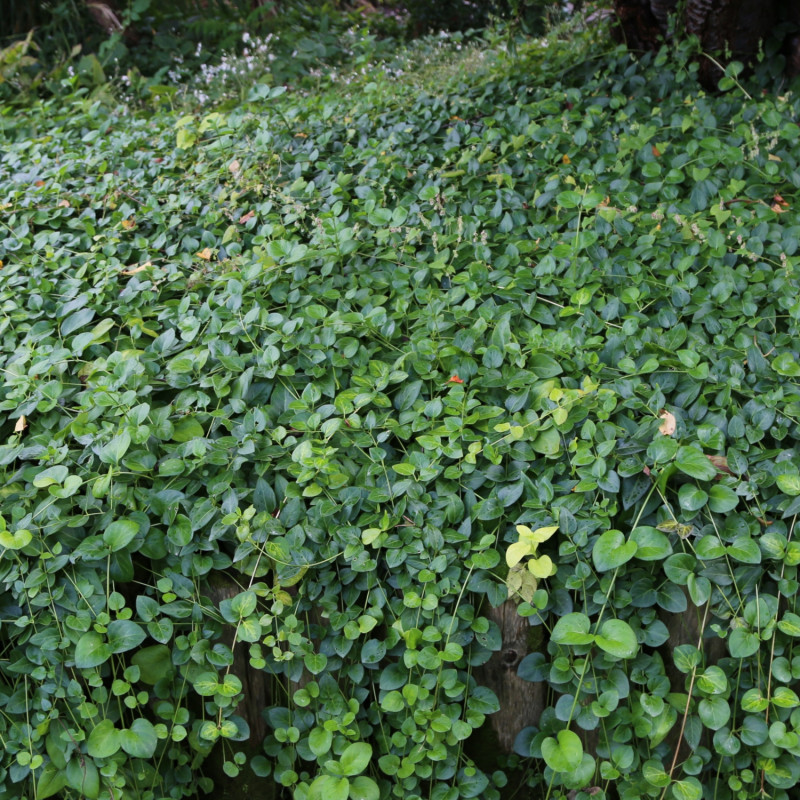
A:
[612, 0, 799, 88]
[659, 589, 726, 761]
[473, 601, 546, 754]
[203, 574, 276, 800]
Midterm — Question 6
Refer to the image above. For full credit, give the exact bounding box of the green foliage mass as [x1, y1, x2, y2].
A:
[2, 23, 800, 800]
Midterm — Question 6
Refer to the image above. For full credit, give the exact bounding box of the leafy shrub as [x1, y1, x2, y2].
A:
[3, 22, 800, 800]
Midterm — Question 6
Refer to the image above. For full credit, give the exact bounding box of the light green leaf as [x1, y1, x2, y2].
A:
[592, 529, 637, 571]
[340, 742, 372, 776]
[349, 776, 380, 800]
[87, 719, 121, 759]
[119, 718, 158, 759]
[308, 727, 333, 757]
[551, 612, 594, 646]
[595, 619, 639, 659]
[541, 728, 583, 771]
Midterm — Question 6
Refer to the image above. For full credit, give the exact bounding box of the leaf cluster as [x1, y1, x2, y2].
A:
[2, 23, 800, 800]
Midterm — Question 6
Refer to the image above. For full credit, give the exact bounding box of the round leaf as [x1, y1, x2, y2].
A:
[339, 742, 373, 776]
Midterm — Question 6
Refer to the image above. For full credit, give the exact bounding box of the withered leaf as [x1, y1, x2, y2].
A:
[658, 409, 676, 436]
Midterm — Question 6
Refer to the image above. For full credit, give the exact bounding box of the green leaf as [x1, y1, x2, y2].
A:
[595, 619, 638, 659]
[541, 728, 583, 771]
[776, 474, 800, 496]
[707, 484, 739, 512]
[107, 620, 146, 654]
[0, 528, 32, 550]
[556, 190, 582, 208]
[381, 691, 404, 712]
[592, 529, 637, 571]
[65, 757, 100, 799]
[674, 446, 717, 481]
[61, 307, 95, 336]
[74, 632, 111, 669]
[671, 777, 703, 800]
[528, 354, 563, 378]
[119, 718, 158, 759]
[98, 431, 131, 465]
[309, 775, 349, 800]
[678, 483, 707, 512]
[726, 536, 761, 564]
[304, 653, 328, 675]
[339, 742, 372, 776]
[778, 612, 800, 637]
[230, 590, 257, 618]
[37, 765, 67, 799]
[87, 719, 121, 758]
[698, 696, 731, 730]
[193, 671, 220, 696]
[729, 629, 760, 658]
[131, 645, 173, 684]
[630, 527, 672, 560]
[172, 417, 205, 442]
[308, 727, 333, 757]
[102, 519, 140, 551]
[696, 666, 728, 695]
[32, 465, 68, 488]
[531, 427, 561, 456]
[773, 352, 800, 376]
[551, 613, 594, 646]
[348, 776, 380, 800]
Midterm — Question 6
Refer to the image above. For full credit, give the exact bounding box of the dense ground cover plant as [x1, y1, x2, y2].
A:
[2, 20, 800, 800]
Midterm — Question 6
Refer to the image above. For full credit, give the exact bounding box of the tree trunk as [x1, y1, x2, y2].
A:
[611, 0, 800, 87]
[203, 574, 276, 800]
[473, 601, 546, 754]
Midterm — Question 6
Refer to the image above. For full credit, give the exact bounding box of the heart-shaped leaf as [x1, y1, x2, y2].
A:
[592, 530, 637, 571]
[595, 619, 639, 659]
[541, 728, 583, 772]
[551, 612, 594, 646]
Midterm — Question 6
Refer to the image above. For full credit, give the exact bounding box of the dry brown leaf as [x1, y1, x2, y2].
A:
[707, 454, 734, 476]
[229, 159, 241, 173]
[14, 415, 27, 433]
[121, 219, 135, 230]
[121, 261, 151, 276]
[239, 210, 255, 224]
[196, 248, 213, 261]
[652, 145, 661, 157]
[658, 409, 676, 436]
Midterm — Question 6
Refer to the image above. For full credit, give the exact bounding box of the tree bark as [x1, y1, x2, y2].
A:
[203, 574, 276, 800]
[611, 0, 799, 87]
[473, 601, 546, 754]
